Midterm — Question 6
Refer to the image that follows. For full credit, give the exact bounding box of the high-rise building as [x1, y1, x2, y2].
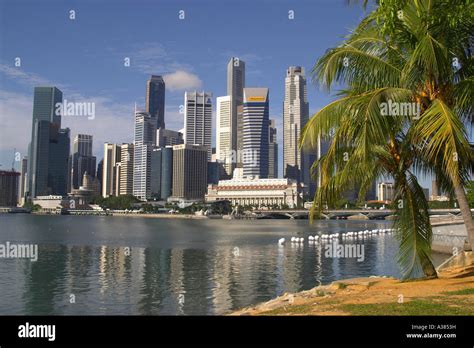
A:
[160, 146, 173, 200]
[242, 88, 269, 179]
[216, 95, 233, 178]
[268, 119, 278, 178]
[150, 147, 162, 199]
[146, 75, 166, 140]
[102, 143, 121, 197]
[184, 91, 212, 160]
[157, 128, 183, 147]
[120, 144, 134, 195]
[73, 134, 93, 157]
[48, 127, 70, 196]
[0, 170, 20, 207]
[227, 57, 245, 166]
[171, 144, 208, 201]
[19, 156, 28, 205]
[27, 86, 69, 198]
[133, 111, 154, 201]
[71, 134, 96, 190]
[283, 67, 310, 186]
[377, 182, 395, 202]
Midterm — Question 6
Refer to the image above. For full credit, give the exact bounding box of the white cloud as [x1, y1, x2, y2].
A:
[163, 70, 202, 91]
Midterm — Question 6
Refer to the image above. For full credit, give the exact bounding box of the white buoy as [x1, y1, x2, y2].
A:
[291, 237, 295, 242]
[278, 238, 285, 245]
[309, 236, 314, 241]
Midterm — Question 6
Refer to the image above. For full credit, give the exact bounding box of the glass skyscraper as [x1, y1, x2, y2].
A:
[27, 86, 70, 197]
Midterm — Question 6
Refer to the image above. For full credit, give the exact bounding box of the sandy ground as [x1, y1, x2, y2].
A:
[231, 265, 474, 315]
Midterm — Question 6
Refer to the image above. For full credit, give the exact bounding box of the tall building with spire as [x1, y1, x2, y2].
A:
[227, 57, 245, 169]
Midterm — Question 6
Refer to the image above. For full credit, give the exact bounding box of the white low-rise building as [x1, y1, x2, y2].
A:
[206, 177, 302, 208]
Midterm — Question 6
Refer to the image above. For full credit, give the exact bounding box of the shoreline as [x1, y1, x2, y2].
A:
[231, 260, 474, 316]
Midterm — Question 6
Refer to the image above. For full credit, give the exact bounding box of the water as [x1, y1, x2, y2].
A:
[0, 214, 402, 315]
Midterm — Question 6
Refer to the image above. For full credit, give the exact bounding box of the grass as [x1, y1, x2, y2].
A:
[442, 288, 474, 296]
[340, 299, 474, 316]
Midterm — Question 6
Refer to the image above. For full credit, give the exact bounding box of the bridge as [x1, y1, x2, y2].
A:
[252, 208, 465, 220]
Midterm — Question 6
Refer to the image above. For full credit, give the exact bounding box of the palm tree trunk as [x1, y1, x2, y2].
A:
[453, 182, 474, 251]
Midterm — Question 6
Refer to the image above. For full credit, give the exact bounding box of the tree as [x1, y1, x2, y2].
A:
[301, 0, 473, 279]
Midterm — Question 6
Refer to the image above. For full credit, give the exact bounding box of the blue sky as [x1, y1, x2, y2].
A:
[0, 0, 440, 191]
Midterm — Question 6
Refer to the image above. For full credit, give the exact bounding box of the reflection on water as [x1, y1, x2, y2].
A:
[0, 214, 402, 315]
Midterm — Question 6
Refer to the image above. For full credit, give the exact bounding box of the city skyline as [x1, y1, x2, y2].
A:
[0, 0, 370, 180]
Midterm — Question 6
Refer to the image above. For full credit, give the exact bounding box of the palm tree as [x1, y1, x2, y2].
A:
[301, 0, 473, 279]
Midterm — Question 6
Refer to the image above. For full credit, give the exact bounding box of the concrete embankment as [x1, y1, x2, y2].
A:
[431, 218, 468, 253]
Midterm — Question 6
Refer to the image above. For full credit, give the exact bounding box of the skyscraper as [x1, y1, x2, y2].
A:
[19, 156, 27, 205]
[146, 75, 166, 140]
[157, 128, 183, 147]
[0, 170, 20, 206]
[184, 91, 212, 159]
[216, 95, 233, 178]
[242, 88, 269, 179]
[227, 57, 245, 168]
[283, 67, 310, 185]
[268, 119, 278, 178]
[150, 147, 162, 199]
[71, 134, 96, 190]
[27, 86, 69, 198]
[102, 143, 121, 197]
[48, 127, 70, 195]
[133, 111, 154, 201]
[160, 146, 173, 200]
[120, 144, 134, 195]
[171, 144, 208, 201]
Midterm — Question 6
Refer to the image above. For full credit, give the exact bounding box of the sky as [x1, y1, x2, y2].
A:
[0, 0, 440, 191]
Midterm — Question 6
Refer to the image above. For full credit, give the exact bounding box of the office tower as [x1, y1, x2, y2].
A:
[216, 96, 233, 178]
[133, 111, 154, 201]
[283, 66, 310, 186]
[146, 75, 166, 140]
[0, 170, 20, 206]
[48, 127, 70, 195]
[227, 57, 245, 166]
[242, 88, 269, 178]
[161, 146, 174, 200]
[71, 134, 96, 190]
[120, 144, 134, 195]
[184, 91, 212, 159]
[73, 134, 93, 156]
[171, 144, 208, 200]
[102, 143, 121, 197]
[27, 86, 69, 197]
[157, 128, 183, 147]
[268, 119, 278, 178]
[97, 159, 103, 189]
[19, 156, 27, 205]
[377, 182, 395, 202]
[150, 147, 162, 199]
